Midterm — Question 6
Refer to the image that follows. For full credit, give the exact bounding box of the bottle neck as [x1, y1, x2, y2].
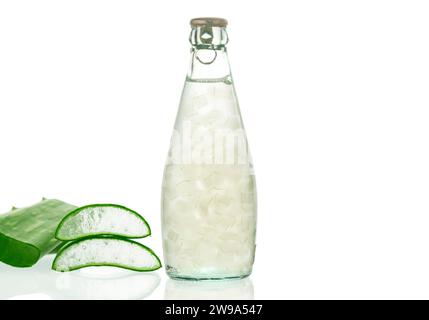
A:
[187, 26, 231, 81]
[188, 47, 231, 81]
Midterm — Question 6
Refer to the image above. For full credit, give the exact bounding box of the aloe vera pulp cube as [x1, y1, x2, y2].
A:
[55, 204, 151, 241]
[52, 237, 162, 272]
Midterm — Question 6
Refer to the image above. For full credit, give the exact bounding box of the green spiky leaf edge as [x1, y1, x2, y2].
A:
[55, 204, 152, 241]
[51, 235, 162, 272]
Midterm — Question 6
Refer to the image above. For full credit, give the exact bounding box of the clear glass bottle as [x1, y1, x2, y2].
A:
[161, 17, 257, 280]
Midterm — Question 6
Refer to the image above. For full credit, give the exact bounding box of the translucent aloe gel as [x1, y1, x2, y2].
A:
[161, 18, 257, 280]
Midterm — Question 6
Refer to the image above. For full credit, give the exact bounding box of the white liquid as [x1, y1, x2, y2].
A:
[162, 78, 257, 279]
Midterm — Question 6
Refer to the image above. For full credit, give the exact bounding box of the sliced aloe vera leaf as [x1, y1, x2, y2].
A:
[0, 199, 76, 268]
[55, 204, 151, 241]
[52, 237, 162, 272]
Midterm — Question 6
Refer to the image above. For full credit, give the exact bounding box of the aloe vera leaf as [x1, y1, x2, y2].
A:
[52, 236, 162, 272]
[0, 199, 76, 267]
[55, 204, 151, 241]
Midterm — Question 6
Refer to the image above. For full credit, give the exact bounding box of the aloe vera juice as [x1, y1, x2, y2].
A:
[162, 163, 256, 279]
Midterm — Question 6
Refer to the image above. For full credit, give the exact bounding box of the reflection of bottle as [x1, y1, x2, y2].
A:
[165, 278, 254, 300]
[161, 18, 257, 280]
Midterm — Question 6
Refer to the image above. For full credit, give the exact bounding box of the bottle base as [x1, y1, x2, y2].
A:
[167, 273, 251, 281]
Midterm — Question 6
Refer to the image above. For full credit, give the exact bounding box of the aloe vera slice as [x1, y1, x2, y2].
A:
[52, 237, 162, 272]
[55, 204, 151, 241]
[0, 199, 76, 267]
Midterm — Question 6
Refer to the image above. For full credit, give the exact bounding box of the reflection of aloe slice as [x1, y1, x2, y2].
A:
[57, 272, 160, 300]
[55, 204, 151, 241]
[52, 237, 162, 272]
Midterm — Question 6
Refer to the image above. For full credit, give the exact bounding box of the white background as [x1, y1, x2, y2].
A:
[1, 0, 429, 299]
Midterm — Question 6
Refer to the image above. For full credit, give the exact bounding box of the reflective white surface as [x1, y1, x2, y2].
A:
[0, 255, 256, 300]
[0, 256, 160, 300]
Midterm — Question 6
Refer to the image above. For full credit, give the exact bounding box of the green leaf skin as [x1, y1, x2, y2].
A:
[0, 199, 76, 268]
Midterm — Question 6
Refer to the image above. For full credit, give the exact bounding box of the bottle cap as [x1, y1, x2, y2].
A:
[190, 17, 228, 28]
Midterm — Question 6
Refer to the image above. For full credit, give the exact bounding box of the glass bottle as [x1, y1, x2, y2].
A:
[161, 17, 257, 280]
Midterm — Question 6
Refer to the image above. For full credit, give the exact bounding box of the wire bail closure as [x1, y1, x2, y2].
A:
[195, 25, 217, 65]
[195, 49, 217, 65]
